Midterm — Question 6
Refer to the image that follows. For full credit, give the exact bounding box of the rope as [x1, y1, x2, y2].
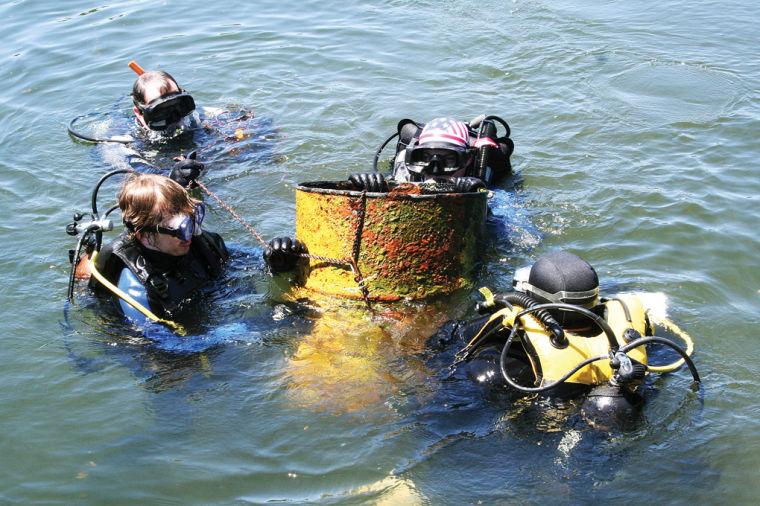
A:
[196, 181, 373, 308]
[196, 181, 269, 247]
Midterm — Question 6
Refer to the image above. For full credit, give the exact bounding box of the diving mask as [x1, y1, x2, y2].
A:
[405, 146, 473, 175]
[137, 90, 196, 131]
[155, 202, 205, 241]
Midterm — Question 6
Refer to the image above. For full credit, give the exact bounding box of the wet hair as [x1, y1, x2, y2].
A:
[119, 174, 198, 237]
[131, 70, 180, 105]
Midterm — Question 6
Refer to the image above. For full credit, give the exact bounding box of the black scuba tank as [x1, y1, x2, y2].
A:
[473, 119, 499, 185]
[395, 119, 423, 155]
[471, 117, 512, 184]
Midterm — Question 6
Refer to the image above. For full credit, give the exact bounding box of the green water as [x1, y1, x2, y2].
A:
[2, 0, 759, 503]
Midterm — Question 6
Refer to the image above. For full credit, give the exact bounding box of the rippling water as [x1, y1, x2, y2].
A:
[2, 0, 759, 503]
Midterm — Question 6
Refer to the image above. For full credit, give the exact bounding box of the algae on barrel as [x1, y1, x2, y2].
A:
[295, 181, 488, 301]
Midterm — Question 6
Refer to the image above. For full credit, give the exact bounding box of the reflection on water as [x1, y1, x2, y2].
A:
[281, 292, 454, 416]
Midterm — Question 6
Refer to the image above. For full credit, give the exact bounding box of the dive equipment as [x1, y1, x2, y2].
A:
[373, 114, 513, 185]
[135, 90, 196, 131]
[88, 250, 186, 335]
[66, 169, 133, 300]
[405, 146, 474, 175]
[457, 251, 700, 400]
[154, 202, 205, 241]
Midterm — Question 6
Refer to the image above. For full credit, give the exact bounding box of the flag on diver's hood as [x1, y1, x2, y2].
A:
[418, 117, 470, 149]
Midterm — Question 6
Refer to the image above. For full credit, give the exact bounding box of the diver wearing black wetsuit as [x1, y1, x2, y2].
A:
[87, 173, 303, 327]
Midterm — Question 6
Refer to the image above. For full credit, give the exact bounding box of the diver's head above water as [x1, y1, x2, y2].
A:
[405, 117, 476, 182]
[120, 173, 204, 257]
[131, 70, 196, 133]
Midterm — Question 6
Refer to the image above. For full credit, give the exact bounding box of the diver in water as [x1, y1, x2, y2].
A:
[68, 61, 278, 178]
[436, 250, 699, 430]
[130, 68, 197, 134]
[115, 66, 203, 174]
[348, 115, 514, 193]
[82, 172, 304, 328]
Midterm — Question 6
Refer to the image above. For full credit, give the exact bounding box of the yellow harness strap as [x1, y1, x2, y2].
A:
[88, 251, 186, 335]
[478, 286, 496, 308]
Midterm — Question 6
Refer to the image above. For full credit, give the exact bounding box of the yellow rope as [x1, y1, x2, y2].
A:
[89, 251, 186, 336]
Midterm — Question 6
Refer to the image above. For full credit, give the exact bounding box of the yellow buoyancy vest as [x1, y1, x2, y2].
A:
[515, 294, 649, 387]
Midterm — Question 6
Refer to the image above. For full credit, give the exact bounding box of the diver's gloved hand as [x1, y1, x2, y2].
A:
[452, 177, 486, 193]
[170, 151, 204, 188]
[349, 172, 388, 193]
[264, 236, 306, 273]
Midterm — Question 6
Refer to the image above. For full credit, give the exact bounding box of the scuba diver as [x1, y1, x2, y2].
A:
[68, 61, 278, 176]
[130, 66, 197, 134]
[435, 250, 700, 430]
[67, 169, 305, 339]
[346, 115, 523, 239]
[348, 115, 514, 193]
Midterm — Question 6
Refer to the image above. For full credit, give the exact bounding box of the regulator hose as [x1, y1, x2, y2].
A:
[496, 303, 619, 393]
[484, 115, 511, 138]
[497, 303, 700, 393]
[454, 300, 514, 364]
[519, 303, 619, 351]
[496, 292, 566, 347]
[458, 292, 566, 363]
[645, 317, 696, 374]
[68, 113, 135, 144]
[620, 336, 700, 382]
[499, 322, 609, 394]
[372, 131, 399, 173]
[91, 169, 133, 216]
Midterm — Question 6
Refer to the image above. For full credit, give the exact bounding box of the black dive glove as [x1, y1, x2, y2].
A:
[349, 172, 388, 193]
[452, 177, 486, 193]
[264, 236, 306, 273]
[170, 152, 204, 188]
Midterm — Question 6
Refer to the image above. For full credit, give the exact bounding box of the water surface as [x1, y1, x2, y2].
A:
[1, 0, 759, 503]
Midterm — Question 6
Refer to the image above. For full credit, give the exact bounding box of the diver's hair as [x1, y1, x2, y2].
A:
[119, 174, 198, 238]
[131, 70, 179, 105]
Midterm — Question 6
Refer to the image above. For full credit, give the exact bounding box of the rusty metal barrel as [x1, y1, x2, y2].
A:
[295, 181, 488, 301]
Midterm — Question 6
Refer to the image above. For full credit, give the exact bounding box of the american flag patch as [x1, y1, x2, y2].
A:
[418, 117, 470, 148]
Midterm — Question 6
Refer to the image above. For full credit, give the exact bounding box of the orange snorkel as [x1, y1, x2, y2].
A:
[128, 61, 145, 75]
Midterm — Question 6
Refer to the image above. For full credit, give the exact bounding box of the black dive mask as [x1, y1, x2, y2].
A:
[137, 90, 196, 131]
[405, 145, 473, 176]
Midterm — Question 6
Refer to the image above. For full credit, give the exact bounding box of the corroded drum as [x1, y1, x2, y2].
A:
[295, 181, 488, 300]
